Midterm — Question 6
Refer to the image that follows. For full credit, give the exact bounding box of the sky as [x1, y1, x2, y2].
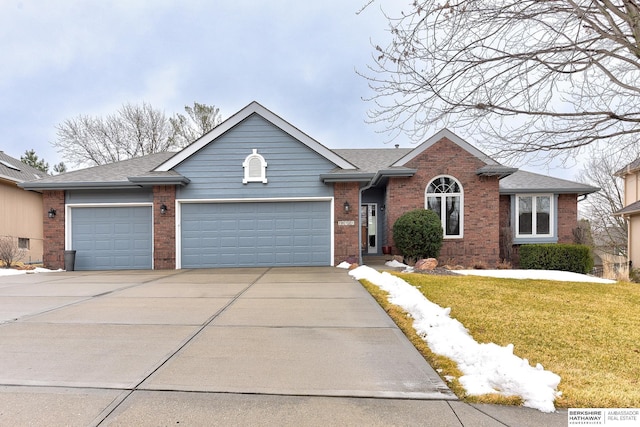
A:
[0, 0, 578, 178]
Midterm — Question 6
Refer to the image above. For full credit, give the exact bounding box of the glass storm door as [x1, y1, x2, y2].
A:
[361, 204, 377, 254]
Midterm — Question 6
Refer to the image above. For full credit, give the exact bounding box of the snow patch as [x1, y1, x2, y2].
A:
[349, 265, 561, 413]
[0, 267, 62, 276]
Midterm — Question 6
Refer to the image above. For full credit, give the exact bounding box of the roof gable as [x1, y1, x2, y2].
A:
[391, 129, 501, 168]
[156, 101, 356, 172]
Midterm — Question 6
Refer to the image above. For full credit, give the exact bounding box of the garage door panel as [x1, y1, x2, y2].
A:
[181, 201, 330, 268]
[71, 206, 152, 270]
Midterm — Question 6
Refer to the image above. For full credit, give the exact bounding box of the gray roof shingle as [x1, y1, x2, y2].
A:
[20, 152, 179, 190]
[615, 158, 640, 177]
[332, 148, 413, 173]
[0, 151, 48, 183]
[614, 200, 640, 216]
[499, 170, 599, 195]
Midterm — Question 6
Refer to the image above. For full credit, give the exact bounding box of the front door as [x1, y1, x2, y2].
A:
[360, 203, 377, 254]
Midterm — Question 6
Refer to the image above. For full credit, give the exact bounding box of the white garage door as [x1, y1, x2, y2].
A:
[180, 201, 331, 268]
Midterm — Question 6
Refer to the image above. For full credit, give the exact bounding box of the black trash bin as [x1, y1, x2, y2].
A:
[64, 250, 76, 271]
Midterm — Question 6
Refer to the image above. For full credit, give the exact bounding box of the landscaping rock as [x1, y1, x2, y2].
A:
[415, 258, 438, 271]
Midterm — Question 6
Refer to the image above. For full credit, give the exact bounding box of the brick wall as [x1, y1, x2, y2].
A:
[385, 138, 502, 266]
[42, 190, 65, 270]
[499, 194, 512, 261]
[557, 194, 578, 243]
[333, 182, 360, 265]
[153, 185, 176, 269]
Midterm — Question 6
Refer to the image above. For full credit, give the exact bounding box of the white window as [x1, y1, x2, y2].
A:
[515, 194, 553, 238]
[425, 175, 463, 238]
[242, 149, 267, 184]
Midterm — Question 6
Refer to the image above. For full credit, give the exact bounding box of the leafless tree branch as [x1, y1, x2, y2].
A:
[363, 0, 640, 159]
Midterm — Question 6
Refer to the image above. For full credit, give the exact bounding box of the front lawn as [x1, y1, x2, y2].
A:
[363, 273, 640, 408]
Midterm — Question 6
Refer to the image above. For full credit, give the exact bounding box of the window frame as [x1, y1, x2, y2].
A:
[18, 237, 30, 250]
[514, 193, 555, 239]
[424, 175, 464, 239]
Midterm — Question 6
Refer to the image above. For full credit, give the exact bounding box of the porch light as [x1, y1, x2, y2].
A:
[160, 204, 167, 214]
[48, 208, 56, 218]
[343, 201, 350, 213]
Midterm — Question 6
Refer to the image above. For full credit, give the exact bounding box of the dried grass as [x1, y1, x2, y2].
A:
[390, 273, 640, 408]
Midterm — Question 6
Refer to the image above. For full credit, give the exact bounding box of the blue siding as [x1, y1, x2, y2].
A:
[67, 188, 153, 204]
[175, 114, 335, 200]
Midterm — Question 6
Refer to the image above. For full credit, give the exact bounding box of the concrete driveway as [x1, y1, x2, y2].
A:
[0, 267, 566, 426]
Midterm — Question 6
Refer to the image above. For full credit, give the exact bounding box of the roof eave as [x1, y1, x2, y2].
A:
[476, 166, 519, 178]
[320, 173, 375, 183]
[499, 187, 600, 196]
[370, 169, 417, 186]
[19, 181, 143, 191]
[127, 176, 191, 186]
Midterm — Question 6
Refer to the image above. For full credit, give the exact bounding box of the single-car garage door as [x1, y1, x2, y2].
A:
[71, 206, 153, 270]
[181, 201, 331, 268]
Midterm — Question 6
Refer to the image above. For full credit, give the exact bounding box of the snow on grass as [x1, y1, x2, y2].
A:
[349, 265, 561, 413]
[384, 260, 617, 284]
[455, 269, 616, 284]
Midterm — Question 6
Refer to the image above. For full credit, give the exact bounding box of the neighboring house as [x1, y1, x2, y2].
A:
[614, 158, 640, 270]
[21, 102, 599, 271]
[0, 151, 47, 264]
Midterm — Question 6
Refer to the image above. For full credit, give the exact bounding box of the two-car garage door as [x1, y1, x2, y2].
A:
[180, 201, 331, 268]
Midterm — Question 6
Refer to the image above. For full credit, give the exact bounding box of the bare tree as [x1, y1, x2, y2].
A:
[364, 0, 640, 160]
[53, 101, 221, 168]
[0, 237, 25, 268]
[54, 102, 174, 167]
[169, 102, 222, 147]
[576, 146, 637, 256]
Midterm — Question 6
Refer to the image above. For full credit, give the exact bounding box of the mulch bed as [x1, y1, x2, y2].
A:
[414, 267, 462, 276]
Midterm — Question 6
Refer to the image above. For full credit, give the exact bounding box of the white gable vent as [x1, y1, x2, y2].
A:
[242, 149, 267, 184]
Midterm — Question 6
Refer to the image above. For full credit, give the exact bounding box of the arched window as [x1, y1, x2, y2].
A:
[425, 176, 463, 238]
[242, 149, 267, 184]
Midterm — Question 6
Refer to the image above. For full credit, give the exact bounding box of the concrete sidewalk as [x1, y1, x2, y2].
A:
[0, 267, 568, 426]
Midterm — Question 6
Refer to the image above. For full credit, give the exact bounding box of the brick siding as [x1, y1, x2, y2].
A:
[385, 138, 501, 266]
[153, 185, 176, 269]
[557, 194, 578, 243]
[333, 182, 360, 265]
[42, 190, 65, 270]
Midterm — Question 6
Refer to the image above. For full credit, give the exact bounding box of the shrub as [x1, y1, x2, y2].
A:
[519, 244, 594, 274]
[392, 209, 443, 262]
[0, 237, 25, 269]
